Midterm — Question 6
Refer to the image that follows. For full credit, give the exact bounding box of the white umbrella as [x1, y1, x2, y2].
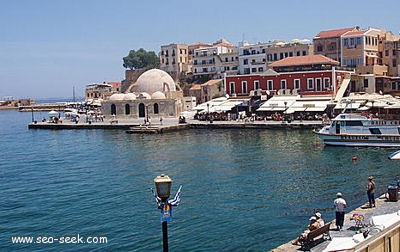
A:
[388, 150, 400, 160]
[48, 110, 58, 115]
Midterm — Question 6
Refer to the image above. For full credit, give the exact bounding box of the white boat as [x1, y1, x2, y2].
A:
[314, 113, 400, 147]
[388, 150, 400, 160]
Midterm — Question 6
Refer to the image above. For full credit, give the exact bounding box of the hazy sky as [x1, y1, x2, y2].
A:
[1, 0, 399, 99]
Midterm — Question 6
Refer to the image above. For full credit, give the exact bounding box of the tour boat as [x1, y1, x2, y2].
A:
[314, 113, 400, 147]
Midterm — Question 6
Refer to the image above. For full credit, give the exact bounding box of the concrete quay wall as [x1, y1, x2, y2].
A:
[28, 118, 323, 131]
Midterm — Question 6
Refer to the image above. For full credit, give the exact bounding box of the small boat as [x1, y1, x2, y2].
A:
[314, 113, 400, 147]
[388, 150, 400, 160]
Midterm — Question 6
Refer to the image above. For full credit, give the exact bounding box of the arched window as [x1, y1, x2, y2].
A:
[154, 103, 159, 114]
[111, 104, 116, 115]
[125, 104, 130, 115]
[138, 103, 145, 118]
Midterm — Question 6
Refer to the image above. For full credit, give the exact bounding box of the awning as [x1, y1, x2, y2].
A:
[257, 96, 297, 112]
[285, 100, 329, 114]
[334, 100, 362, 110]
[195, 98, 248, 113]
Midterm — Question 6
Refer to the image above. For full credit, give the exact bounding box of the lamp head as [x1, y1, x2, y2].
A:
[154, 174, 172, 201]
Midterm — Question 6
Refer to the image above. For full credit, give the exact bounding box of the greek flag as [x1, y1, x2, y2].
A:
[168, 185, 182, 206]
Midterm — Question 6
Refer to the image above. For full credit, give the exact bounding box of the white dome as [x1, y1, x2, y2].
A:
[109, 93, 125, 101]
[151, 91, 166, 99]
[132, 69, 176, 94]
[123, 93, 136, 100]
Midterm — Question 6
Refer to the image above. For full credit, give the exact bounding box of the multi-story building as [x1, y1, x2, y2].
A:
[238, 40, 314, 75]
[341, 27, 388, 68]
[238, 41, 271, 75]
[313, 27, 359, 62]
[188, 42, 212, 74]
[226, 55, 353, 97]
[192, 39, 235, 79]
[218, 48, 239, 77]
[266, 42, 313, 63]
[85, 82, 121, 101]
[382, 34, 400, 77]
[159, 43, 189, 81]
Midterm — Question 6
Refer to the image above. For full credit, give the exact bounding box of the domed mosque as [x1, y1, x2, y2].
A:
[102, 69, 184, 119]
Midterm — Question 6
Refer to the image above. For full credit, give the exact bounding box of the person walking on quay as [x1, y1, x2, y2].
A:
[366, 176, 376, 208]
[334, 192, 347, 231]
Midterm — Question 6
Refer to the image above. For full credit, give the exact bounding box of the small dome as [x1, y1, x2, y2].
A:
[151, 91, 166, 99]
[138, 92, 151, 99]
[109, 93, 125, 101]
[132, 69, 176, 94]
[123, 93, 136, 100]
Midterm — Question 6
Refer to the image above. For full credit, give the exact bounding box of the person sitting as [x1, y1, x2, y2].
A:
[315, 212, 325, 227]
[292, 216, 320, 245]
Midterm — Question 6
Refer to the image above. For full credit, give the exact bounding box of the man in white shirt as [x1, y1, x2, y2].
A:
[334, 192, 347, 230]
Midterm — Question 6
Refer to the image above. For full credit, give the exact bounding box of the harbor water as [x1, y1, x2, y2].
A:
[1, 109, 399, 251]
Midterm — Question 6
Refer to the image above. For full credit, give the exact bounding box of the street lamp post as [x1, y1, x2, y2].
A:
[152, 174, 182, 252]
[146, 105, 149, 124]
[207, 103, 210, 121]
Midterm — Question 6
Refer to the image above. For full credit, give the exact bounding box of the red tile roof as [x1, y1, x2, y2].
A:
[268, 55, 340, 67]
[314, 27, 358, 39]
[201, 79, 223, 86]
[342, 30, 367, 36]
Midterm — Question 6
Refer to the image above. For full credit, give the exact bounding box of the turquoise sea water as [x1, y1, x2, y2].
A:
[1, 109, 399, 251]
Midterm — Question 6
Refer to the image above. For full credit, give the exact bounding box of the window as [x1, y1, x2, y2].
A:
[316, 78, 322, 91]
[229, 82, 235, 94]
[111, 104, 116, 115]
[392, 82, 397, 90]
[364, 79, 369, 88]
[243, 59, 248, 65]
[280, 80, 287, 89]
[324, 78, 331, 89]
[154, 103, 159, 114]
[343, 38, 348, 46]
[267, 80, 273, 90]
[294, 79, 300, 90]
[251, 68, 257, 73]
[258, 67, 263, 72]
[125, 104, 130, 115]
[254, 80, 260, 90]
[242, 81, 248, 94]
[307, 78, 314, 89]
[316, 45, 323, 52]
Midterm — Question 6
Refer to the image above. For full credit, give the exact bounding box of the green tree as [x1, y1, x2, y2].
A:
[122, 48, 159, 70]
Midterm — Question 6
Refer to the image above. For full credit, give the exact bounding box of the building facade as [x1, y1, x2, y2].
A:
[85, 82, 121, 101]
[159, 43, 190, 81]
[192, 39, 235, 79]
[226, 55, 353, 97]
[313, 27, 359, 62]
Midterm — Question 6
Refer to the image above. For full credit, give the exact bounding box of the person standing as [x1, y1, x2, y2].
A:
[366, 176, 376, 208]
[334, 192, 347, 231]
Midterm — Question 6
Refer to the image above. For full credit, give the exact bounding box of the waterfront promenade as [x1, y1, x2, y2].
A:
[272, 194, 400, 251]
[28, 116, 324, 131]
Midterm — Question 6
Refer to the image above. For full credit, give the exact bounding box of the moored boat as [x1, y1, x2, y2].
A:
[314, 113, 400, 147]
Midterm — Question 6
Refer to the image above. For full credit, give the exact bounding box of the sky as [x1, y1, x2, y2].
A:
[0, 0, 399, 100]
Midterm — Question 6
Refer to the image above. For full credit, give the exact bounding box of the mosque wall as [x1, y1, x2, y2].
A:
[101, 99, 181, 118]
